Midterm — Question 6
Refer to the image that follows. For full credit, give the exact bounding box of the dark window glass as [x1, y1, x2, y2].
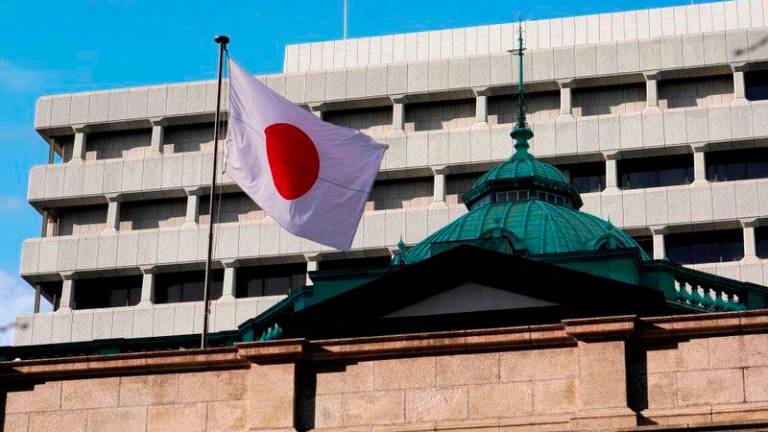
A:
[73, 276, 143, 309]
[632, 235, 654, 257]
[706, 147, 768, 182]
[39, 281, 63, 311]
[155, 270, 223, 304]
[746, 70, 768, 101]
[319, 256, 391, 272]
[619, 154, 693, 189]
[557, 161, 606, 193]
[756, 227, 768, 259]
[665, 229, 744, 264]
[235, 263, 306, 298]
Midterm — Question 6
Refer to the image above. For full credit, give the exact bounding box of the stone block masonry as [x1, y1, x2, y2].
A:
[6, 311, 768, 431]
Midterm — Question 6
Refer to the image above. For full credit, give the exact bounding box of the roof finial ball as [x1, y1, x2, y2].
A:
[506, 17, 533, 158]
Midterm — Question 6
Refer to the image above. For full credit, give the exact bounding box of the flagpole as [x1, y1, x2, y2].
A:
[201, 34, 229, 350]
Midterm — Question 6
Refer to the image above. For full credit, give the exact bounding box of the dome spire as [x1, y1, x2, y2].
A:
[508, 17, 533, 157]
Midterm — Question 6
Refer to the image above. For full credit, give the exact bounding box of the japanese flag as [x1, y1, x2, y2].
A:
[226, 58, 387, 251]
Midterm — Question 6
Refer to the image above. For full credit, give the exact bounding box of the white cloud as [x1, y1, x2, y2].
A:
[0, 270, 34, 346]
[0, 59, 52, 92]
[0, 195, 26, 213]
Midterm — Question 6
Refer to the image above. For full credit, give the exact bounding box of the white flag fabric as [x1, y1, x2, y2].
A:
[226, 58, 387, 251]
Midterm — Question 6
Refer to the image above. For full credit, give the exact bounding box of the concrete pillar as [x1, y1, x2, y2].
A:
[430, 166, 448, 209]
[33, 284, 41, 313]
[473, 87, 491, 125]
[391, 95, 407, 131]
[652, 226, 667, 260]
[644, 72, 660, 111]
[221, 259, 239, 300]
[139, 266, 155, 306]
[742, 219, 760, 262]
[45, 210, 58, 237]
[604, 152, 620, 192]
[305, 254, 321, 286]
[71, 125, 87, 163]
[693, 146, 708, 185]
[558, 79, 574, 120]
[732, 62, 748, 104]
[103, 194, 121, 234]
[184, 187, 202, 227]
[149, 118, 165, 155]
[58, 272, 77, 313]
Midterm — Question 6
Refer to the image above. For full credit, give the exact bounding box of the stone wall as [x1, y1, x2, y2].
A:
[3, 370, 250, 432]
[636, 329, 768, 425]
[6, 312, 768, 431]
[308, 348, 578, 430]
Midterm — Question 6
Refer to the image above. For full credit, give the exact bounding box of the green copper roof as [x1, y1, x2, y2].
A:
[400, 199, 650, 264]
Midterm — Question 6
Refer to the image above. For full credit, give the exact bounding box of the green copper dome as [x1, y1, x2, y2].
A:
[398, 199, 649, 264]
[462, 126, 583, 210]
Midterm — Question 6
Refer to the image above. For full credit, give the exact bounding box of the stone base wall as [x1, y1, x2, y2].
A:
[6, 312, 768, 432]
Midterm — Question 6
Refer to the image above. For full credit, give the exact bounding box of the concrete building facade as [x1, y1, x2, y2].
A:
[16, 0, 768, 345]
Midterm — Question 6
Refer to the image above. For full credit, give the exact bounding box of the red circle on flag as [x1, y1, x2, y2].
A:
[265, 123, 320, 200]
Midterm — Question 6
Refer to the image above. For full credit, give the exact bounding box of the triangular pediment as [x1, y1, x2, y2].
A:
[384, 282, 558, 318]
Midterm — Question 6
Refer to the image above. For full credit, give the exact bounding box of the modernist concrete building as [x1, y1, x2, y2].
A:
[14, 0, 768, 348]
[6, 33, 768, 431]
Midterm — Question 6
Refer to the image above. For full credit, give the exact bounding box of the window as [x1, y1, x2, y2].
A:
[558, 161, 605, 193]
[73, 276, 142, 309]
[155, 271, 223, 304]
[746, 70, 768, 101]
[235, 263, 306, 298]
[665, 229, 744, 264]
[619, 154, 693, 189]
[756, 227, 768, 259]
[706, 147, 768, 182]
[631, 235, 654, 258]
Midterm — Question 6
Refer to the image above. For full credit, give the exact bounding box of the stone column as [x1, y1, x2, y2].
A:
[139, 266, 156, 306]
[558, 79, 575, 120]
[184, 187, 203, 227]
[732, 62, 748, 104]
[473, 87, 491, 125]
[644, 71, 660, 111]
[221, 259, 239, 300]
[58, 272, 77, 313]
[305, 253, 321, 286]
[430, 166, 448, 209]
[652, 226, 667, 260]
[693, 145, 708, 185]
[604, 152, 620, 192]
[248, 363, 298, 431]
[149, 117, 165, 155]
[71, 125, 88, 163]
[565, 317, 637, 430]
[391, 95, 407, 131]
[742, 219, 760, 262]
[103, 194, 121, 234]
[309, 103, 324, 119]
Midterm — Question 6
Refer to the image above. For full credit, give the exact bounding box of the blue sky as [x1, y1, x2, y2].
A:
[0, 0, 714, 343]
